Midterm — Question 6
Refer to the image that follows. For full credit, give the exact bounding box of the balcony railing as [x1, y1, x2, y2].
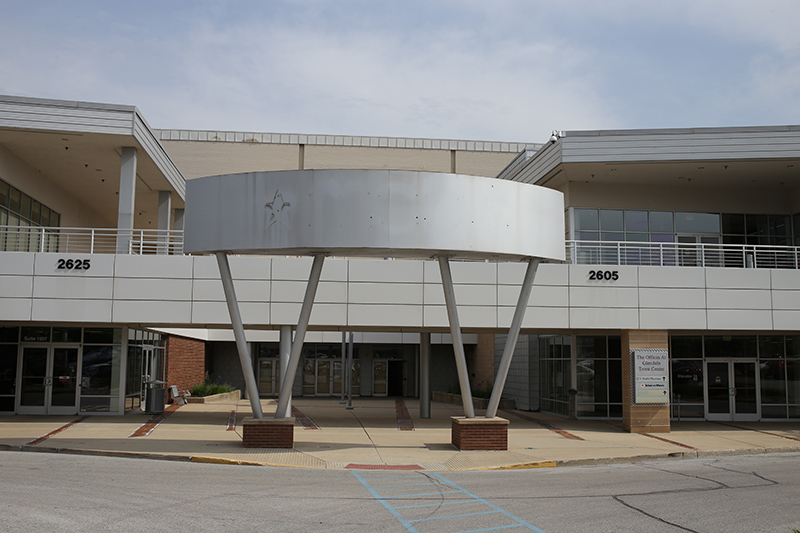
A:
[0, 226, 184, 255]
[2, 227, 799, 269]
[566, 240, 800, 269]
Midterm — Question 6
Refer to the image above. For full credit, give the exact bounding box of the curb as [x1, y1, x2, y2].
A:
[2, 442, 799, 470]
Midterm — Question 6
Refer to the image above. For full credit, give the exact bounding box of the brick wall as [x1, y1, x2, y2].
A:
[622, 330, 671, 433]
[165, 335, 207, 394]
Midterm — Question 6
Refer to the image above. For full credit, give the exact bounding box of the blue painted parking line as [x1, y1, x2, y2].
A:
[352, 470, 549, 533]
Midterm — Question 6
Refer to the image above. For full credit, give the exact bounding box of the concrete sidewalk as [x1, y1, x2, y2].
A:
[2, 397, 800, 470]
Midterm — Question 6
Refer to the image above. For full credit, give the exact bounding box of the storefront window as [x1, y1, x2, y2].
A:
[575, 335, 621, 418]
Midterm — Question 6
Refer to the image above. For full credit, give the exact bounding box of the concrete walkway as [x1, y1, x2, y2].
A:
[2, 397, 800, 470]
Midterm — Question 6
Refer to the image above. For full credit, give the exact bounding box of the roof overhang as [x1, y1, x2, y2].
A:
[0, 95, 185, 228]
[499, 125, 800, 193]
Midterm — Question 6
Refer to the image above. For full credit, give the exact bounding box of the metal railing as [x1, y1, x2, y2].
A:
[1, 226, 798, 269]
[0, 226, 184, 255]
[566, 240, 800, 269]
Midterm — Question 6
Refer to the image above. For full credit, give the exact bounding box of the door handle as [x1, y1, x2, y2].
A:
[44, 376, 53, 387]
[730, 388, 736, 396]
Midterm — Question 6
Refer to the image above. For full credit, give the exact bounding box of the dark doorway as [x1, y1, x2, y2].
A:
[387, 360, 404, 396]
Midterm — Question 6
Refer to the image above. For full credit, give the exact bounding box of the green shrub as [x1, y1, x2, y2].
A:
[190, 373, 232, 397]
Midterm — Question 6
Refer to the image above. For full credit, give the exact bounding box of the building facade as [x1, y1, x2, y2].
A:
[2, 94, 799, 430]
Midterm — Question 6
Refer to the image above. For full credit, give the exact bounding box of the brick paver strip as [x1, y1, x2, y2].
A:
[291, 406, 319, 429]
[501, 409, 584, 441]
[26, 416, 88, 445]
[716, 421, 800, 443]
[395, 398, 414, 431]
[641, 432, 699, 450]
[129, 404, 182, 438]
[226, 410, 237, 431]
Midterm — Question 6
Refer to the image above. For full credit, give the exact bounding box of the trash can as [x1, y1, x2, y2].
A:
[145, 380, 167, 414]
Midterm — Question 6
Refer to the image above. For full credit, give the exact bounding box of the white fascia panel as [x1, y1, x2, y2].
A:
[569, 265, 639, 288]
[271, 257, 315, 281]
[445, 261, 498, 284]
[707, 310, 773, 330]
[349, 282, 423, 305]
[570, 308, 639, 329]
[239, 302, 274, 325]
[0, 275, 33, 298]
[350, 259, 424, 283]
[0, 252, 34, 275]
[0, 298, 32, 320]
[34, 253, 114, 277]
[33, 276, 113, 299]
[640, 309, 708, 329]
[498, 306, 569, 329]
[770, 269, 800, 290]
[773, 311, 800, 330]
[638, 288, 706, 309]
[309, 304, 348, 326]
[455, 306, 498, 329]
[706, 289, 772, 310]
[348, 304, 422, 328]
[112, 300, 192, 324]
[771, 290, 800, 310]
[638, 266, 705, 288]
[271, 302, 302, 324]
[498, 263, 568, 286]
[569, 286, 639, 308]
[190, 301, 232, 324]
[113, 278, 193, 301]
[498, 285, 568, 307]
[423, 305, 449, 328]
[32, 299, 112, 322]
[114, 255, 194, 279]
[226, 256, 273, 280]
[705, 268, 771, 289]
[192, 256, 224, 279]
[192, 279, 269, 302]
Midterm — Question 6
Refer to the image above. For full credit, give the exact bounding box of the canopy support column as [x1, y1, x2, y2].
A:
[216, 252, 263, 419]
[438, 256, 475, 419]
[275, 254, 325, 419]
[485, 258, 540, 418]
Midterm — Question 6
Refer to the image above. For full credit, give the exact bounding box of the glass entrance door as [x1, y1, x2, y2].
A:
[705, 360, 759, 421]
[258, 358, 280, 396]
[316, 360, 332, 395]
[18, 346, 79, 415]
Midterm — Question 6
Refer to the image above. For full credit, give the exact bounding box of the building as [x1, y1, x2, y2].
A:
[1, 94, 799, 433]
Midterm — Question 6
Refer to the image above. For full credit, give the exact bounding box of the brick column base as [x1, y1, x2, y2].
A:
[242, 417, 295, 448]
[451, 416, 509, 450]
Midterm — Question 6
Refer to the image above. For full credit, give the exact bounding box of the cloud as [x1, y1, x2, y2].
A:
[1, 0, 799, 141]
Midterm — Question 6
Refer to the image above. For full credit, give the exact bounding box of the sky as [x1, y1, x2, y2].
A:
[1, 0, 799, 143]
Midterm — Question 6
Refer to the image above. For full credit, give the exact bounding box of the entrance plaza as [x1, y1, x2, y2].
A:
[1, 397, 800, 470]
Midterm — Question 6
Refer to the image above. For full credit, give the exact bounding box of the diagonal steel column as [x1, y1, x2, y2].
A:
[485, 258, 540, 418]
[438, 256, 475, 418]
[279, 325, 292, 414]
[216, 252, 263, 418]
[275, 254, 325, 418]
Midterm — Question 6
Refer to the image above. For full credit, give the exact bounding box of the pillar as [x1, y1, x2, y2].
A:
[116, 147, 137, 254]
[622, 330, 671, 433]
[157, 191, 171, 254]
[420, 332, 431, 419]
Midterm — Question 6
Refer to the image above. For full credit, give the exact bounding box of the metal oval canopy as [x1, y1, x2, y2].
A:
[183, 169, 565, 262]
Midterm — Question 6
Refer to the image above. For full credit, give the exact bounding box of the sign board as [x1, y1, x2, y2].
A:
[633, 348, 669, 404]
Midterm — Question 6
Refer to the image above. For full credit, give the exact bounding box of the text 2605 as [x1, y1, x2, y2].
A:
[588, 270, 618, 281]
